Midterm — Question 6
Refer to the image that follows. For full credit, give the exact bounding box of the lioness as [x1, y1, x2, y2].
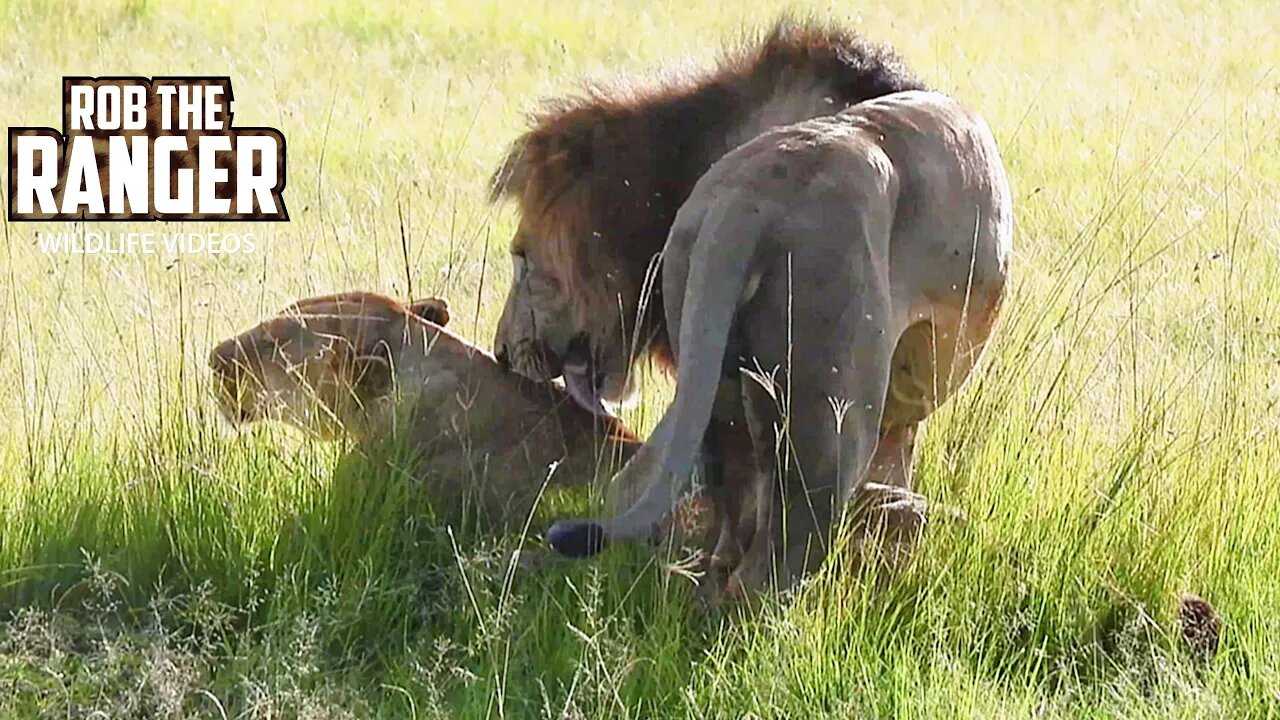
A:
[208, 292, 639, 524]
[547, 90, 1012, 592]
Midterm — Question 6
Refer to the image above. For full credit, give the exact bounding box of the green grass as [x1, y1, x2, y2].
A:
[2, 0, 1279, 716]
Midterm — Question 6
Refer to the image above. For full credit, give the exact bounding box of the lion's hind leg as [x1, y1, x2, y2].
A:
[845, 298, 1003, 571]
[849, 424, 928, 574]
[729, 251, 902, 593]
[724, 316, 900, 594]
[697, 419, 760, 601]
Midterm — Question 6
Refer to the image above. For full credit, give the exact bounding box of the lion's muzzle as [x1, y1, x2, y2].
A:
[493, 337, 565, 384]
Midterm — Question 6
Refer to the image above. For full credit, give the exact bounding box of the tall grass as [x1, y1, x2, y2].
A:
[1, 0, 1278, 716]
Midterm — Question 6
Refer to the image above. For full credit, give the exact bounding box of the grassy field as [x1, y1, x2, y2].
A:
[2, 0, 1279, 716]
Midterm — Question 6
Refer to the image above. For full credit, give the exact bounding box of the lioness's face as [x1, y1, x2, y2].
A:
[493, 227, 637, 417]
[208, 293, 448, 437]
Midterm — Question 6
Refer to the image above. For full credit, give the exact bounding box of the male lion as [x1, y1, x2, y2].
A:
[490, 21, 1002, 592]
[208, 292, 639, 524]
[491, 20, 925, 414]
[546, 90, 1012, 593]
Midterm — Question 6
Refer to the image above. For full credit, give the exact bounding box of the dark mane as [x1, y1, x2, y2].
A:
[491, 18, 926, 364]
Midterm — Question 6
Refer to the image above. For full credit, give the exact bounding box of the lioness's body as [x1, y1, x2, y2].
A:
[552, 91, 1011, 590]
[209, 292, 637, 523]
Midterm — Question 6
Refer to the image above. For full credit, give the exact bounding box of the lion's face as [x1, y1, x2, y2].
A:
[208, 293, 448, 437]
[493, 223, 641, 417]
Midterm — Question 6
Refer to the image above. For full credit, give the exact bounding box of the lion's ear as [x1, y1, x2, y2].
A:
[548, 122, 599, 175]
[490, 138, 535, 201]
[489, 114, 604, 202]
[408, 297, 450, 327]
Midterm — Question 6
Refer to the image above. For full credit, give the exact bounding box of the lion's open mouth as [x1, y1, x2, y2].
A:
[562, 362, 610, 418]
[561, 336, 612, 417]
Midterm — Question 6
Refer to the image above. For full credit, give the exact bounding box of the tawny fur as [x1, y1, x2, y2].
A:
[545, 90, 1013, 595]
[489, 20, 961, 595]
[208, 292, 637, 525]
[491, 18, 925, 393]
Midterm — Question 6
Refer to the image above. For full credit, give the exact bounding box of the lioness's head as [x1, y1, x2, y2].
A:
[208, 292, 450, 437]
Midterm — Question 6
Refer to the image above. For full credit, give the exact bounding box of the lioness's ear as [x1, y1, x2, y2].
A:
[408, 297, 450, 327]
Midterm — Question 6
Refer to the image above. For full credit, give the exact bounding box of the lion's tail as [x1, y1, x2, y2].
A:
[546, 194, 765, 557]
